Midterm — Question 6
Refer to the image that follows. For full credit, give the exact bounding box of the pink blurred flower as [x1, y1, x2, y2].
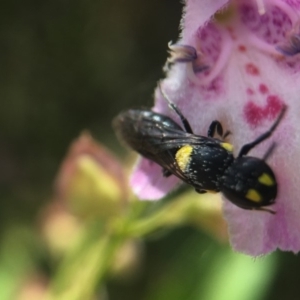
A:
[55, 132, 128, 219]
[131, 0, 300, 255]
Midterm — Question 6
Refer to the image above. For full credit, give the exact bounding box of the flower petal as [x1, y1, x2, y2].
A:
[130, 158, 180, 200]
[182, 0, 230, 41]
[221, 50, 300, 254]
[129, 0, 300, 255]
[180, 0, 300, 255]
[163, 0, 300, 255]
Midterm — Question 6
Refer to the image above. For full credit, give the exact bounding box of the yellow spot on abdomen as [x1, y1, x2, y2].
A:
[258, 173, 275, 186]
[176, 145, 193, 171]
[221, 142, 233, 152]
[245, 189, 262, 203]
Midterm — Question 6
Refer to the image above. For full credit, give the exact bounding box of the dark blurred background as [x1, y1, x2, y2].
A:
[0, 0, 181, 223]
[1, 1, 300, 300]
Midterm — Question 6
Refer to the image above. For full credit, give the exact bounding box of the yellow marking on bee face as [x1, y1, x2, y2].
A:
[175, 145, 193, 171]
[221, 142, 233, 152]
[245, 189, 262, 203]
[258, 173, 275, 186]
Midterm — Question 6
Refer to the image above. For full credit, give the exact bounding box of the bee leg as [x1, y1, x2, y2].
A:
[158, 83, 193, 133]
[170, 103, 193, 133]
[262, 142, 276, 161]
[253, 207, 276, 214]
[207, 121, 223, 138]
[162, 168, 172, 177]
[238, 105, 287, 157]
[195, 188, 207, 194]
[222, 130, 231, 139]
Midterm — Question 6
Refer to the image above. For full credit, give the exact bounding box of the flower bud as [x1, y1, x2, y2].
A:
[55, 132, 128, 220]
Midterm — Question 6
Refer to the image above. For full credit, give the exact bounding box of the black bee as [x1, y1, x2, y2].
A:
[114, 88, 287, 214]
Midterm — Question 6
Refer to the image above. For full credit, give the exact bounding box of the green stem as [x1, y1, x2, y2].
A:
[45, 192, 209, 299]
[125, 198, 190, 238]
[46, 224, 124, 300]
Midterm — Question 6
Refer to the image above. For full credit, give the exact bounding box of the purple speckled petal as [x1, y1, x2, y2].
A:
[169, 0, 300, 255]
[239, 1, 293, 45]
[218, 51, 300, 255]
[180, 0, 300, 255]
[182, 0, 230, 41]
[284, 0, 300, 9]
[130, 0, 300, 255]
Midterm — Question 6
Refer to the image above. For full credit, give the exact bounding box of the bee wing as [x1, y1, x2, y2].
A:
[114, 109, 209, 155]
[114, 109, 217, 185]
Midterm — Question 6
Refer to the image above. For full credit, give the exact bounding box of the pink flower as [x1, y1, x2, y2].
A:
[130, 0, 300, 256]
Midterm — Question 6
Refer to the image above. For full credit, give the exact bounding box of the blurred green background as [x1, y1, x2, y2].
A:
[1, 0, 300, 299]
